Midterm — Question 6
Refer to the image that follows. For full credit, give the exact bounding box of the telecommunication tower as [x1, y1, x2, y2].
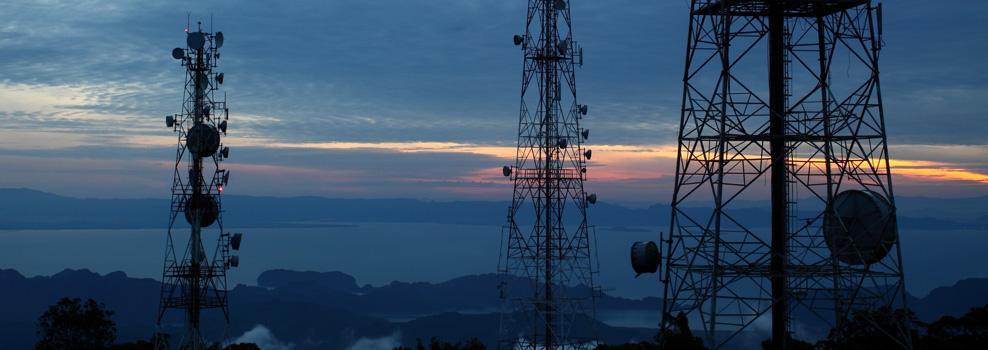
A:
[498, 1, 599, 349]
[155, 20, 243, 350]
[638, 1, 910, 349]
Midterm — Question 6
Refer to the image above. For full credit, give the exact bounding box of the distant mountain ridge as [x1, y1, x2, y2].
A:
[0, 268, 984, 349]
[0, 268, 657, 349]
[0, 188, 985, 230]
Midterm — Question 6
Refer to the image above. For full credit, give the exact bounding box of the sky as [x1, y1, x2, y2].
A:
[0, 0, 985, 205]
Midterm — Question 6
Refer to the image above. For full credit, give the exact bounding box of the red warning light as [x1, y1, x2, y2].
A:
[184, 28, 189, 33]
[217, 185, 223, 193]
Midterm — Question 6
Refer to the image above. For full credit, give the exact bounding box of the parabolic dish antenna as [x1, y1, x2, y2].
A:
[824, 189, 897, 265]
[186, 124, 221, 158]
[215, 31, 225, 48]
[554, 0, 567, 11]
[187, 32, 206, 50]
[171, 48, 185, 60]
[184, 194, 219, 227]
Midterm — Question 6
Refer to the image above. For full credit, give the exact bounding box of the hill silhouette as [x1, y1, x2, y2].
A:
[0, 188, 984, 230]
[1, 268, 985, 349]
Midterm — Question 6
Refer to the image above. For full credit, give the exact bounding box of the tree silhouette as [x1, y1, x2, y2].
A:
[917, 304, 988, 350]
[35, 297, 116, 350]
[394, 337, 486, 350]
[759, 334, 814, 350]
[595, 312, 707, 350]
[818, 307, 920, 350]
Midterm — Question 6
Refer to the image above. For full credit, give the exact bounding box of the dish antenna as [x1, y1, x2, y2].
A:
[215, 31, 225, 48]
[171, 48, 185, 60]
[183, 195, 219, 227]
[186, 124, 221, 157]
[631, 241, 660, 277]
[581, 129, 589, 140]
[502, 166, 512, 177]
[230, 233, 243, 250]
[216, 73, 224, 85]
[187, 32, 206, 50]
[554, 0, 567, 11]
[584, 149, 592, 160]
[586, 193, 597, 204]
[557, 39, 569, 56]
[824, 190, 897, 265]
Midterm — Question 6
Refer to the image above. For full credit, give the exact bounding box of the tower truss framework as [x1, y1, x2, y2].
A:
[498, 1, 600, 349]
[155, 21, 241, 350]
[660, 1, 910, 349]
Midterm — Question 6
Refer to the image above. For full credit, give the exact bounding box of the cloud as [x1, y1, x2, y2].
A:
[0, 0, 985, 200]
[230, 325, 295, 350]
[346, 332, 402, 350]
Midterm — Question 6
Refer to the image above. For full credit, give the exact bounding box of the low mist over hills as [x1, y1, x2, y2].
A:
[0, 188, 985, 230]
[2, 268, 986, 350]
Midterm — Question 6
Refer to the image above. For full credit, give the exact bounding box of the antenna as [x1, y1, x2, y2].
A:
[498, 1, 599, 349]
[654, 1, 910, 349]
[155, 18, 242, 350]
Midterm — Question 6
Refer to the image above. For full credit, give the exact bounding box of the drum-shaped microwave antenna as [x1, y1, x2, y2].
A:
[186, 124, 221, 158]
[230, 233, 243, 250]
[824, 190, 897, 265]
[171, 48, 185, 60]
[502, 166, 512, 177]
[631, 241, 660, 277]
[513, 34, 524, 46]
[184, 194, 219, 228]
[215, 31, 225, 48]
[187, 32, 206, 50]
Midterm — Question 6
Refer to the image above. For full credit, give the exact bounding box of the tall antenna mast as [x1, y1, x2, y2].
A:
[653, 1, 909, 349]
[155, 20, 243, 350]
[498, 1, 598, 349]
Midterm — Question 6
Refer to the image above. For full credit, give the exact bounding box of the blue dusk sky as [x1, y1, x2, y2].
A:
[0, 0, 985, 204]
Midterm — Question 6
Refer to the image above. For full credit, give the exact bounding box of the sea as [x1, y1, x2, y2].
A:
[1, 223, 985, 328]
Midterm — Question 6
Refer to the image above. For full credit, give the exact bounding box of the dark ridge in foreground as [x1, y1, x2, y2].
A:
[2, 268, 986, 349]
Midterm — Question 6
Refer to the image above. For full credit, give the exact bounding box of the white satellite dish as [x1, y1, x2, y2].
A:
[824, 190, 897, 265]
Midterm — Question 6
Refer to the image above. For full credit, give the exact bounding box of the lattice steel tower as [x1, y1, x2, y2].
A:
[498, 1, 598, 349]
[155, 21, 243, 350]
[658, 1, 909, 349]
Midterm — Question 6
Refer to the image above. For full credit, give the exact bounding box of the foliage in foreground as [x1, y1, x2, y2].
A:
[35, 297, 116, 350]
[597, 304, 988, 350]
[394, 337, 486, 350]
